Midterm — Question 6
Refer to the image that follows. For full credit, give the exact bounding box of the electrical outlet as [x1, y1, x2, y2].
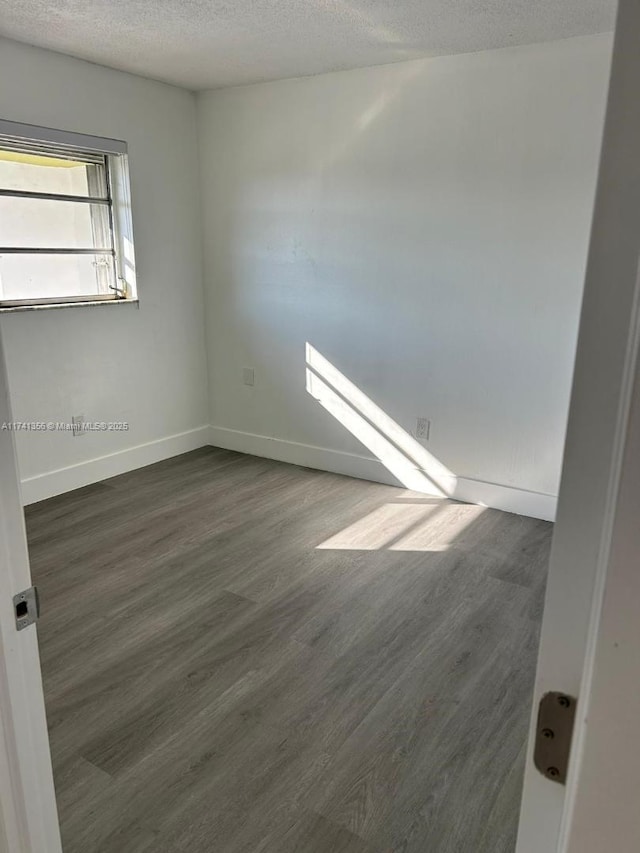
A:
[416, 417, 430, 441]
[242, 367, 255, 387]
[71, 414, 86, 437]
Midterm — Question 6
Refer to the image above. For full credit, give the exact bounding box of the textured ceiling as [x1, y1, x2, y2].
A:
[0, 0, 616, 91]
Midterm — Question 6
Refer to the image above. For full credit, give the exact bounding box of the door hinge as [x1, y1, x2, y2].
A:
[534, 692, 577, 784]
[13, 586, 40, 631]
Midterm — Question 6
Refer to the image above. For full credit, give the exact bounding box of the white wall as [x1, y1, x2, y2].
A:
[0, 34, 613, 516]
[198, 34, 612, 517]
[0, 38, 209, 502]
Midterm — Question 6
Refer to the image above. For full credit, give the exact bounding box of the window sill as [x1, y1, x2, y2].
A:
[0, 298, 139, 314]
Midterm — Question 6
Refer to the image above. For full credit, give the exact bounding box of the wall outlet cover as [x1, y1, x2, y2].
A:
[71, 414, 86, 437]
[416, 417, 430, 440]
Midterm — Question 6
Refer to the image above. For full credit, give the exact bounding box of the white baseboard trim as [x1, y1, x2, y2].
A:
[208, 425, 557, 521]
[20, 423, 557, 521]
[451, 477, 556, 522]
[20, 426, 210, 505]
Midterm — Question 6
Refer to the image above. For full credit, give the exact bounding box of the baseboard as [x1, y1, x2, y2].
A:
[208, 425, 557, 521]
[20, 423, 557, 520]
[20, 426, 210, 505]
[452, 477, 556, 522]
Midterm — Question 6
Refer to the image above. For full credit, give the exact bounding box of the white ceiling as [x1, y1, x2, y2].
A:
[0, 0, 616, 91]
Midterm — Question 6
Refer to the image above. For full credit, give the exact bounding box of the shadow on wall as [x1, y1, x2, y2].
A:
[305, 342, 457, 495]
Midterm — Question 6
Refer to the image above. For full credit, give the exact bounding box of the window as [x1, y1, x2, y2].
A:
[0, 120, 137, 310]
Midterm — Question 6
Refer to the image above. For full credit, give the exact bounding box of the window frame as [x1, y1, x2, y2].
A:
[0, 120, 137, 311]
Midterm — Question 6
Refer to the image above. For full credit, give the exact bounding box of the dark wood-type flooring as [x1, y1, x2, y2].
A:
[25, 448, 551, 853]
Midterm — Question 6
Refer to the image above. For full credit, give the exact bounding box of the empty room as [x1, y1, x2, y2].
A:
[2, 0, 640, 851]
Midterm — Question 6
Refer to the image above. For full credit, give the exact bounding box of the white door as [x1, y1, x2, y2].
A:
[517, 0, 640, 850]
[0, 332, 61, 852]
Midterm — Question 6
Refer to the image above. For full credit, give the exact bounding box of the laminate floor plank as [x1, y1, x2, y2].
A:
[256, 811, 379, 853]
[25, 448, 552, 852]
[304, 579, 540, 852]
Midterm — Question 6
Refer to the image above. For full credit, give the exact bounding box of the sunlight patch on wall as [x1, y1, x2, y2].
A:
[306, 343, 457, 495]
[306, 366, 444, 493]
[319, 60, 421, 171]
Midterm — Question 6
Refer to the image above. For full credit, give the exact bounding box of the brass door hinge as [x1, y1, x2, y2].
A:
[534, 692, 577, 784]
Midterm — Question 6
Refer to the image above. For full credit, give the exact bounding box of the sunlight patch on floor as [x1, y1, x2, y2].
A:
[317, 500, 486, 552]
